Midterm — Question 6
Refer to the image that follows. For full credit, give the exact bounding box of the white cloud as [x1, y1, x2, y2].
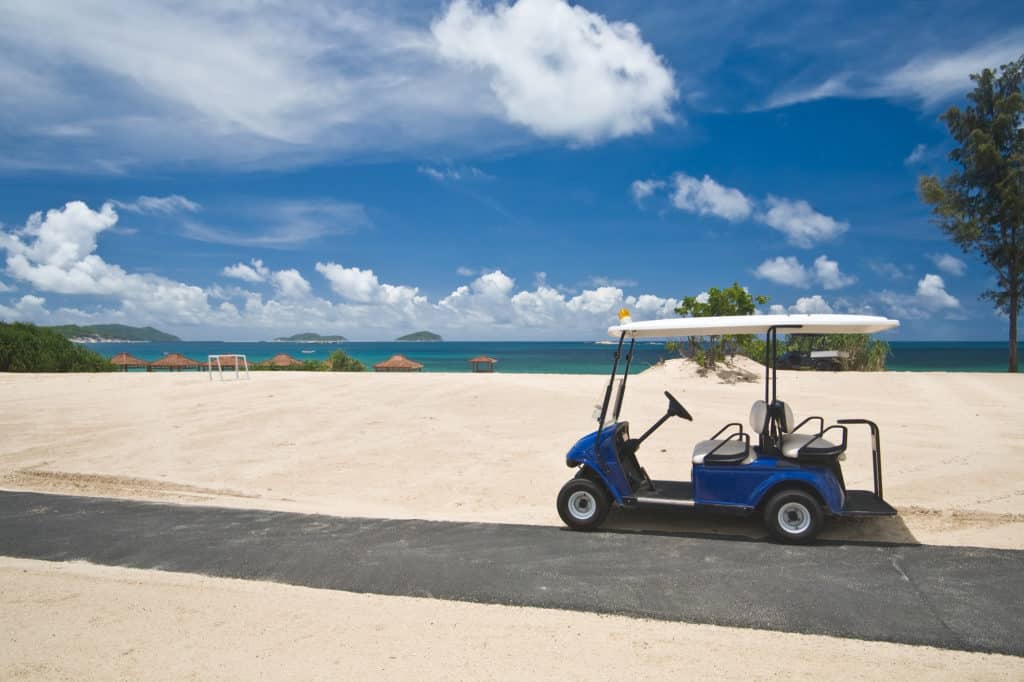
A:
[271, 269, 311, 299]
[671, 173, 753, 222]
[789, 295, 833, 314]
[904, 144, 927, 165]
[876, 273, 960, 319]
[631, 179, 665, 202]
[930, 253, 966, 277]
[867, 261, 909, 280]
[432, 0, 677, 144]
[915, 273, 959, 309]
[754, 256, 810, 287]
[184, 200, 370, 248]
[757, 196, 848, 248]
[587, 276, 638, 288]
[761, 75, 849, 110]
[0, 279, 13, 292]
[222, 259, 270, 283]
[315, 262, 425, 307]
[456, 266, 478, 277]
[813, 255, 856, 289]
[695, 291, 709, 304]
[0, 201, 215, 324]
[878, 34, 1024, 105]
[113, 195, 200, 214]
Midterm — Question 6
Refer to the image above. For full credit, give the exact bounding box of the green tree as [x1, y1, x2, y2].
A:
[0, 322, 115, 372]
[671, 282, 768, 368]
[327, 349, 366, 372]
[919, 55, 1024, 372]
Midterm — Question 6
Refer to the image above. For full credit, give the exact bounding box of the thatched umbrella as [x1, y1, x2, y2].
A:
[468, 356, 497, 373]
[109, 352, 149, 371]
[149, 352, 202, 371]
[259, 353, 304, 368]
[373, 354, 424, 372]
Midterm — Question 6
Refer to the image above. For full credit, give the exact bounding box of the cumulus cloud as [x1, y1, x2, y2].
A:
[867, 261, 909, 280]
[271, 269, 312, 299]
[631, 179, 665, 202]
[223, 259, 270, 283]
[112, 195, 200, 214]
[432, 0, 677, 144]
[0, 280, 12, 292]
[789, 295, 834, 314]
[645, 172, 847, 247]
[876, 273, 960, 319]
[757, 196, 848, 248]
[2, 200, 693, 340]
[315, 262, 425, 307]
[754, 256, 810, 287]
[813, 255, 856, 289]
[915, 273, 959, 309]
[0, 201, 215, 324]
[930, 253, 966, 277]
[671, 173, 753, 222]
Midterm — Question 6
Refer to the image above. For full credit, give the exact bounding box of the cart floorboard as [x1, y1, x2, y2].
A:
[842, 490, 897, 516]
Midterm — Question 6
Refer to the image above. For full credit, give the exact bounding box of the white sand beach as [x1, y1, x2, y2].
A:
[1, 362, 1022, 547]
[2, 364, 1023, 678]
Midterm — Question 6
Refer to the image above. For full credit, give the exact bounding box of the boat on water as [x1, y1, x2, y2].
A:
[300, 349, 315, 354]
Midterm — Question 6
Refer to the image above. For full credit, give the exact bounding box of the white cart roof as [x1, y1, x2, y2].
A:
[608, 314, 899, 338]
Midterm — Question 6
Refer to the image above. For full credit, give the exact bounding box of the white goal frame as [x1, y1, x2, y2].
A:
[208, 354, 250, 381]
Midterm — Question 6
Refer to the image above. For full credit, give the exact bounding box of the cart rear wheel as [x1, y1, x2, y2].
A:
[763, 489, 823, 544]
[557, 477, 610, 531]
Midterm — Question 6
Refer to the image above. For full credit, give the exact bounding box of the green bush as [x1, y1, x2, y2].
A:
[0, 322, 116, 372]
[783, 334, 890, 371]
[327, 350, 366, 372]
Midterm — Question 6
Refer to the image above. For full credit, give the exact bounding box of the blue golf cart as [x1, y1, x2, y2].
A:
[556, 313, 900, 543]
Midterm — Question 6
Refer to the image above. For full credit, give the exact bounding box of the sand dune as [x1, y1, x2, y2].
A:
[1, 362, 1022, 547]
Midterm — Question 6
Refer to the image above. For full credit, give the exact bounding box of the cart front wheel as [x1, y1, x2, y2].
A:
[557, 478, 610, 531]
[763, 489, 823, 544]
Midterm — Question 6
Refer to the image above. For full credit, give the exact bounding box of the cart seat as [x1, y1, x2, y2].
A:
[692, 439, 754, 465]
[775, 401, 847, 460]
[781, 433, 845, 459]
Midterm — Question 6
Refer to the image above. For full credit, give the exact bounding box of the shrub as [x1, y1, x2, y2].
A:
[0, 322, 116, 372]
[327, 350, 366, 372]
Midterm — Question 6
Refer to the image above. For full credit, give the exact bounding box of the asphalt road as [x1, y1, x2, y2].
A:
[1, 490, 1021, 656]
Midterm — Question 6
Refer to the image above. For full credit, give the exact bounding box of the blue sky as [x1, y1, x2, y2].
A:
[0, 0, 1021, 340]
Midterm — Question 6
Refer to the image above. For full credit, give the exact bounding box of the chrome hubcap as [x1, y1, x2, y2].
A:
[568, 490, 597, 521]
[778, 501, 811, 534]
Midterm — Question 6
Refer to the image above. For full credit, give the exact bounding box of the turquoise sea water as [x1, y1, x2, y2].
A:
[83, 340, 1024, 373]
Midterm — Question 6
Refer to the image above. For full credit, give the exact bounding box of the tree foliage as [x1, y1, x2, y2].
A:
[327, 349, 366, 372]
[670, 283, 769, 368]
[784, 334, 890, 371]
[0, 322, 116, 372]
[919, 55, 1024, 372]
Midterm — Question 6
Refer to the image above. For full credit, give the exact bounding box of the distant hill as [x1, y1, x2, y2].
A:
[47, 324, 180, 342]
[396, 331, 442, 342]
[274, 332, 348, 343]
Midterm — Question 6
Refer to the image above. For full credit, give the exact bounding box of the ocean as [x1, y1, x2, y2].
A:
[83, 340, 1024, 374]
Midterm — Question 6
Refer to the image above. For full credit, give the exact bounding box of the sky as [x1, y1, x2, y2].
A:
[0, 0, 1021, 341]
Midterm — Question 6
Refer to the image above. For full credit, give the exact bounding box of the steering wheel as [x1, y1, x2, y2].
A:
[664, 391, 693, 421]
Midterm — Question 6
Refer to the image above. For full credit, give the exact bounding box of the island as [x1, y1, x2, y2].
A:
[396, 331, 442, 342]
[47, 324, 181, 343]
[273, 332, 348, 343]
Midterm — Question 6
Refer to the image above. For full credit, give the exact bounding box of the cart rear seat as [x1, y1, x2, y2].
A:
[691, 401, 765, 465]
[775, 401, 847, 460]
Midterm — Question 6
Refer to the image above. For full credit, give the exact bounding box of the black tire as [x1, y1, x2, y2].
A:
[763, 489, 823, 544]
[557, 477, 611, 531]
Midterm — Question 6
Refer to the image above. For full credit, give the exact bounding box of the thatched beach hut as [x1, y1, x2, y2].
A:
[468, 356, 497, 373]
[149, 352, 203, 371]
[259, 353, 304, 368]
[373, 354, 423, 372]
[109, 352, 149, 371]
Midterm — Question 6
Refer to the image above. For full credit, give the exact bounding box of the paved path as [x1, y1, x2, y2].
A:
[1, 491, 1021, 656]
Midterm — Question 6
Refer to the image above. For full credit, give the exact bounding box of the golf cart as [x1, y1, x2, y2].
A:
[556, 313, 900, 543]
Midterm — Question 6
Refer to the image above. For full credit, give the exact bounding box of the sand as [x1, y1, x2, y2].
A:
[2, 365, 1023, 677]
[1, 362, 1022, 548]
[3, 556, 1021, 681]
